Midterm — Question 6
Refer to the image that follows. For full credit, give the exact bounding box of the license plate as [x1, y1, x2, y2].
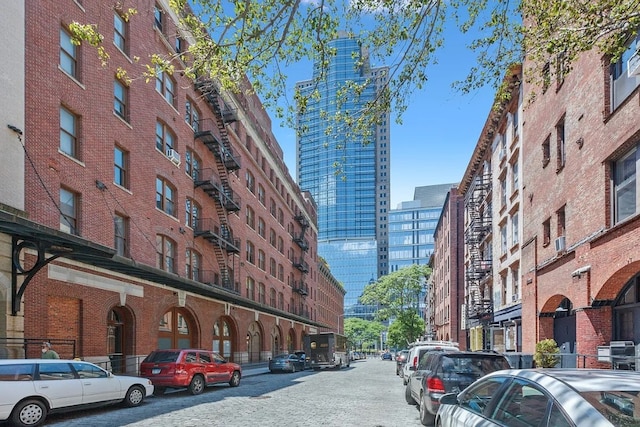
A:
[152, 368, 161, 374]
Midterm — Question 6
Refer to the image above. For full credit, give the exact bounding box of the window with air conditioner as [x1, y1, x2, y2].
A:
[611, 35, 640, 112]
[554, 236, 566, 252]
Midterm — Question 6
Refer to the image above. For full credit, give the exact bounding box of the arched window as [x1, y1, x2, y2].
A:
[158, 307, 195, 349]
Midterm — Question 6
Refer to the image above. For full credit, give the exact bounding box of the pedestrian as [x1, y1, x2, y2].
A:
[41, 342, 60, 359]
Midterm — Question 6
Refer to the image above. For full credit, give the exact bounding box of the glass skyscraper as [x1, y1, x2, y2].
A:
[388, 184, 457, 272]
[296, 36, 390, 319]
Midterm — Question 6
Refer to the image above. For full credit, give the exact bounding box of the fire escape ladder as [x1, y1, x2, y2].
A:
[193, 80, 242, 291]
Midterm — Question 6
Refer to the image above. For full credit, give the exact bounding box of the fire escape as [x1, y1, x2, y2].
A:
[193, 80, 242, 293]
[464, 172, 493, 323]
[292, 213, 310, 317]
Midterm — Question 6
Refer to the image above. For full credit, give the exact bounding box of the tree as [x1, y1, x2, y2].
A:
[343, 317, 385, 351]
[70, 1, 639, 148]
[386, 312, 425, 349]
[360, 264, 430, 322]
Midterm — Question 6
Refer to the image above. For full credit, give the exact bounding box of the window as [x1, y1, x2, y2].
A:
[270, 258, 276, 277]
[269, 288, 276, 307]
[246, 171, 255, 194]
[557, 206, 566, 237]
[611, 35, 640, 112]
[186, 248, 201, 281]
[175, 35, 186, 54]
[60, 106, 78, 158]
[270, 198, 277, 217]
[156, 235, 175, 273]
[278, 292, 284, 310]
[614, 146, 638, 223]
[258, 217, 265, 238]
[153, 4, 165, 33]
[60, 28, 77, 78]
[185, 149, 200, 180]
[258, 184, 265, 205]
[277, 236, 284, 254]
[246, 206, 255, 229]
[60, 188, 78, 235]
[114, 213, 128, 256]
[556, 116, 566, 172]
[459, 377, 508, 414]
[156, 69, 176, 105]
[500, 225, 507, 255]
[114, 146, 128, 188]
[542, 135, 551, 168]
[246, 277, 255, 300]
[156, 121, 176, 154]
[511, 213, 519, 246]
[278, 208, 284, 225]
[114, 79, 128, 121]
[185, 99, 200, 131]
[512, 267, 519, 299]
[542, 62, 551, 93]
[186, 197, 200, 229]
[511, 161, 519, 191]
[278, 264, 284, 281]
[258, 282, 266, 304]
[258, 249, 266, 270]
[114, 12, 127, 53]
[543, 218, 551, 246]
[246, 241, 255, 264]
[500, 178, 507, 207]
[156, 177, 176, 217]
[269, 228, 276, 247]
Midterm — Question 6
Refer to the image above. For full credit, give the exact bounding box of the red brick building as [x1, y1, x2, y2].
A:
[0, 0, 343, 368]
[520, 40, 640, 362]
[431, 187, 466, 349]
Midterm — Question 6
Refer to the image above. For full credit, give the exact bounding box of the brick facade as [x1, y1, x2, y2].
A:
[0, 0, 343, 368]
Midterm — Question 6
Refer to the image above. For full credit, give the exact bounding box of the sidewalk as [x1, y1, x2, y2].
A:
[241, 363, 270, 377]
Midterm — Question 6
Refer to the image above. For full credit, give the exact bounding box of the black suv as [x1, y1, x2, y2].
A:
[405, 350, 511, 425]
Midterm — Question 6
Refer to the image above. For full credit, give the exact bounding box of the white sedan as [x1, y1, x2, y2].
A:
[0, 359, 154, 427]
[436, 368, 640, 427]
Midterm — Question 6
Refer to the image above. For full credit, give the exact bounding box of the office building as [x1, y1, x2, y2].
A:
[296, 35, 390, 318]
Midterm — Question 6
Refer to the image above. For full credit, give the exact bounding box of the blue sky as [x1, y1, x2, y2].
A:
[262, 21, 498, 208]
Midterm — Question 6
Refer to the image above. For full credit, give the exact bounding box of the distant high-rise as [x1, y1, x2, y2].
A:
[389, 184, 457, 273]
[296, 35, 390, 319]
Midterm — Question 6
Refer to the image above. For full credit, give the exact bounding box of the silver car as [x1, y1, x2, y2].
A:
[436, 368, 640, 427]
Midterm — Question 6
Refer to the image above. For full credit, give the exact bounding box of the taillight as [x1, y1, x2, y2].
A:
[427, 377, 445, 393]
[412, 356, 418, 367]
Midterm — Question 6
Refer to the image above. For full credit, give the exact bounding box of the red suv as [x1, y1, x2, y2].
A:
[140, 349, 241, 395]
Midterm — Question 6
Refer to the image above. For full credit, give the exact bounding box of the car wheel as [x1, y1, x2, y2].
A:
[229, 371, 241, 387]
[420, 395, 436, 426]
[153, 386, 166, 396]
[11, 399, 47, 427]
[188, 375, 205, 395]
[405, 383, 415, 405]
[291, 364, 297, 373]
[124, 385, 145, 407]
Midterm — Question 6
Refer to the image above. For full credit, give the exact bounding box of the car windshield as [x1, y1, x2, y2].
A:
[580, 390, 640, 423]
[143, 351, 181, 363]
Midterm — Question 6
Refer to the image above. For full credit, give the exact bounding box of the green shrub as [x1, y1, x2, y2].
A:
[534, 339, 560, 368]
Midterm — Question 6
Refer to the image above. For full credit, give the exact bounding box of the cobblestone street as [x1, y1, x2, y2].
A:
[39, 358, 420, 427]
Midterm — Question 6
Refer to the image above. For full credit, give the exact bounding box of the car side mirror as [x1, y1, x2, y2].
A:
[439, 393, 458, 405]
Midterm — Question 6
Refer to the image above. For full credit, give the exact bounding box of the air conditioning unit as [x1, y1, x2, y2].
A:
[627, 49, 640, 78]
[554, 235, 566, 252]
[166, 148, 181, 165]
[511, 294, 519, 302]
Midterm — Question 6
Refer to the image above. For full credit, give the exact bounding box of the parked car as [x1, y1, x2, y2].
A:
[269, 353, 306, 373]
[406, 350, 511, 425]
[0, 359, 153, 427]
[402, 341, 460, 385]
[139, 349, 241, 395]
[395, 350, 409, 376]
[436, 368, 640, 427]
